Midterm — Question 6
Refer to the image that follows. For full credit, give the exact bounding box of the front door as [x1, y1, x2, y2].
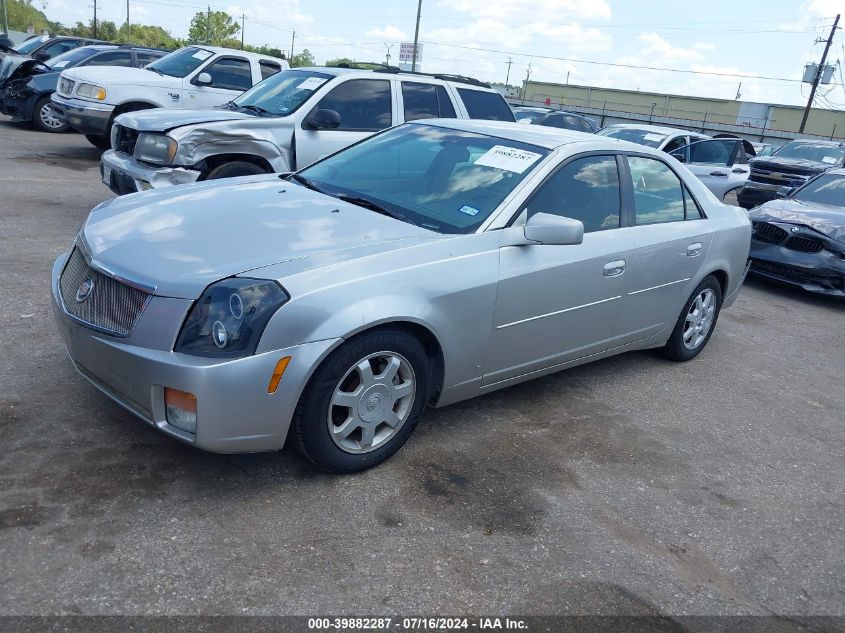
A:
[294, 78, 395, 169]
[682, 139, 749, 200]
[484, 154, 638, 386]
[183, 56, 252, 109]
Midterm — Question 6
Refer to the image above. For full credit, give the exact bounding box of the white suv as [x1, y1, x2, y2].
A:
[98, 66, 516, 194]
[51, 45, 288, 148]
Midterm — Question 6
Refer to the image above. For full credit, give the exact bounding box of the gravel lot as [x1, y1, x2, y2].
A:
[1, 121, 843, 621]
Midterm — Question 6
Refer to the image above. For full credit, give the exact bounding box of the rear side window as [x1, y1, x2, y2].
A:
[456, 88, 515, 121]
[135, 51, 164, 67]
[260, 61, 282, 80]
[85, 51, 133, 67]
[524, 155, 621, 233]
[627, 156, 685, 224]
[316, 79, 392, 131]
[401, 82, 456, 121]
[203, 57, 252, 90]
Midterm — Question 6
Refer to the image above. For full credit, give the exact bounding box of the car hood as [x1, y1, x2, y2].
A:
[749, 198, 845, 242]
[61, 65, 179, 89]
[0, 52, 46, 86]
[78, 176, 438, 299]
[115, 107, 253, 132]
[750, 156, 835, 174]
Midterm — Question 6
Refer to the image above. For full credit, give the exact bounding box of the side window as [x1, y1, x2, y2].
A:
[627, 156, 685, 225]
[135, 52, 163, 67]
[541, 114, 563, 128]
[202, 57, 252, 90]
[315, 79, 392, 131]
[260, 61, 281, 80]
[435, 85, 456, 118]
[402, 82, 439, 121]
[456, 88, 515, 121]
[563, 115, 582, 131]
[85, 51, 133, 67]
[43, 40, 78, 57]
[662, 136, 687, 154]
[524, 155, 621, 233]
[689, 140, 736, 166]
[579, 118, 593, 133]
[683, 185, 704, 219]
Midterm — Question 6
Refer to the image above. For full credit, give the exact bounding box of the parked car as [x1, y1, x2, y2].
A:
[754, 143, 781, 157]
[51, 45, 289, 148]
[1, 45, 167, 132]
[737, 140, 845, 209]
[748, 169, 845, 297]
[512, 105, 553, 123]
[14, 35, 108, 61]
[597, 123, 708, 153]
[669, 137, 753, 201]
[99, 67, 516, 194]
[516, 107, 597, 133]
[51, 119, 751, 472]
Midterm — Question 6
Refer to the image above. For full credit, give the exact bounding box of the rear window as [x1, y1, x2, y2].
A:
[456, 88, 515, 122]
[401, 82, 457, 121]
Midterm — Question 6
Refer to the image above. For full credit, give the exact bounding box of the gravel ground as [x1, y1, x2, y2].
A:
[1, 121, 843, 621]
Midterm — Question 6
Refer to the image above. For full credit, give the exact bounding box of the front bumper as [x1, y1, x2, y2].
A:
[101, 149, 201, 195]
[50, 93, 114, 135]
[736, 183, 778, 209]
[749, 240, 845, 297]
[51, 252, 340, 452]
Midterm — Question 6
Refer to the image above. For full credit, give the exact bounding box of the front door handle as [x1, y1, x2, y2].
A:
[603, 260, 626, 277]
[732, 168, 748, 174]
[687, 243, 703, 257]
[709, 171, 728, 177]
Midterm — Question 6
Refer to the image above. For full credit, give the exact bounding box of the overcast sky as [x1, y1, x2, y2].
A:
[41, 0, 845, 107]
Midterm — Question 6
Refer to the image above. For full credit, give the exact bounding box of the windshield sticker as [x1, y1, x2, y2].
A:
[822, 156, 838, 164]
[474, 145, 543, 174]
[52, 60, 69, 68]
[191, 50, 213, 60]
[458, 205, 481, 216]
[297, 77, 328, 91]
[643, 133, 665, 142]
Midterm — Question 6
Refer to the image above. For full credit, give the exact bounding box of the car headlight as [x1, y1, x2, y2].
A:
[134, 133, 178, 164]
[175, 278, 289, 358]
[75, 82, 107, 100]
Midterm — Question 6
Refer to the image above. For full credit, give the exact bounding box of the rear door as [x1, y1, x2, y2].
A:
[678, 139, 749, 200]
[294, 77, 395, 168]
[398, 80, 457, 122]
[184, 56, 253, 108]
[614, 154, 714, 343]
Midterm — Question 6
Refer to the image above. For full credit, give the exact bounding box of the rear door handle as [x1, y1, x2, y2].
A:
[709, 171, 728, 177]
[732, 168, 748, 174]
[603, 260, 626, 277]
[687, 243, 703, 257]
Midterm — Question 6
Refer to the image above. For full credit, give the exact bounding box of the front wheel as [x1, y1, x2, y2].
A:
[84, 133, 110, 149]
[33, 95, 69, 133]
[206, 160, 267, 180]
[292, 329, 430, 473]
[664, 276, 722, 362]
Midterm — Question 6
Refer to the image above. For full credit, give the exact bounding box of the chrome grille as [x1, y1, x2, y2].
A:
[59, 247, 150, 336]
[59, 77, 75, 96]
[785, 236, 825, 253]
[752, 221, 788, 244]
[748, 169, 810, 188]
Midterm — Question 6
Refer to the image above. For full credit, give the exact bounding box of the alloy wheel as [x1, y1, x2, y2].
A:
[683, 288, 717, 350]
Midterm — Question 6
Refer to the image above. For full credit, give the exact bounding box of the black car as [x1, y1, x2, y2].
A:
[748, 168, 845, 297]
[14, 35, 108, 61]
[512, 106, 597, 133]
[737, 139, 845, 209]
[0, 45, 167, 132]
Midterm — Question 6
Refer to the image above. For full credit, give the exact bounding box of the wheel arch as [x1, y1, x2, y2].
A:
[197, 153, 274, 178]
[707, 268, 729, 298]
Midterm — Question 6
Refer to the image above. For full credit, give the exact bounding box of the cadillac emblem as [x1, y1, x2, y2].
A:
[75, 277, 94, 303]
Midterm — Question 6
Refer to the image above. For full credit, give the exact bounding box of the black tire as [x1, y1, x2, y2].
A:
[32, 95, 69, 133]
[206, 161, 267, 180]
[292, 328, 431, 473]
[85, 133, 110, 149]
[664, 275, 723, 362]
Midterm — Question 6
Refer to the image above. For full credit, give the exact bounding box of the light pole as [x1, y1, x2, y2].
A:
[385, 43, 393, 66]
[649, 102, 656, 122]
[411, 0, 422, 72]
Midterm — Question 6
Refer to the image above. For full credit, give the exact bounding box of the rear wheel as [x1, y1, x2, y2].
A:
[292, 329, 430, 473]
[664, 276, 722, 361]
[33, 95, 69, 133]
[206, 160, 267, 180]
[84, 133, 110, 149]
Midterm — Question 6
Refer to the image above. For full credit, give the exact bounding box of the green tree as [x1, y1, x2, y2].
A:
[289, 48, 314, 67]
[187, 10, 240, 46]
[325, 57, 353, 67]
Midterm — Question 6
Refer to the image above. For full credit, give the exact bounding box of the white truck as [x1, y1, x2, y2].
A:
[51, 45, 288, 148]
[98, 66, 517, 194]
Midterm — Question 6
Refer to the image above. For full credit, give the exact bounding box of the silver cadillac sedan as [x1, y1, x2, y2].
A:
[51, 119, 751, 472]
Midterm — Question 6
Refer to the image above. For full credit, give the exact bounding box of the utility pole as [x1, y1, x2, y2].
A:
[1, 0, 8, 38]
[126, 0, 130, 40]
[92, 0, 98, 38]
[384, 43, 393, 66]
[289, 30, 295, 62]
[411, 0, 422, 72]
[505, 57, 512, 86]
[800, 13, 840, 133]
[734, 81, 741, 100]
[520, 63, 532, 102]
[241, 14, 245, 49]
[206, 5, 211, 45]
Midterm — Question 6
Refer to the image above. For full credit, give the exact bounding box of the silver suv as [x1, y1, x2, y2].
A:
[100, 66, 515, 194]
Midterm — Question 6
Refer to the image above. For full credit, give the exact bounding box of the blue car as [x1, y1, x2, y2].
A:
[0, 45, 166, 132]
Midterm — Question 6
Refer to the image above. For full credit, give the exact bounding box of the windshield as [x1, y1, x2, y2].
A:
[597, 126, 667, 148]
[772, 141, 845, 165]
[146, 46, 213, 78]
[232, 69, 333, 116]
[45, 46, 102, 70]
[514, 110, 547, 124]
[793, 174, 845, 207]
[298, 123, 549, 234]
[15, 36, 49, 55]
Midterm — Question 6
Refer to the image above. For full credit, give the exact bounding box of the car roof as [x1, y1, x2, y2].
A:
[195, 45, 286, 61]
[418, 118, 650, 151]
[291, 66, 497, 91]
[602, 123, 691, 135]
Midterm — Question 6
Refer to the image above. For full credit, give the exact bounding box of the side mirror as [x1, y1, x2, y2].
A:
[305, 108, 341, 130]
[774, 185, 794, 199]
[670, 150, 686, 163]
[33, 50, 50, 61]
[194, 72, 212, 86]
[523, 212, 584, 246]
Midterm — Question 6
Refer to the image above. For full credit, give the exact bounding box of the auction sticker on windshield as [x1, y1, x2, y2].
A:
[297, 77, 328, 91]
[643, 133, 665, 142]
[192, 50, 213, 60]
[474, 145, 542, 173]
